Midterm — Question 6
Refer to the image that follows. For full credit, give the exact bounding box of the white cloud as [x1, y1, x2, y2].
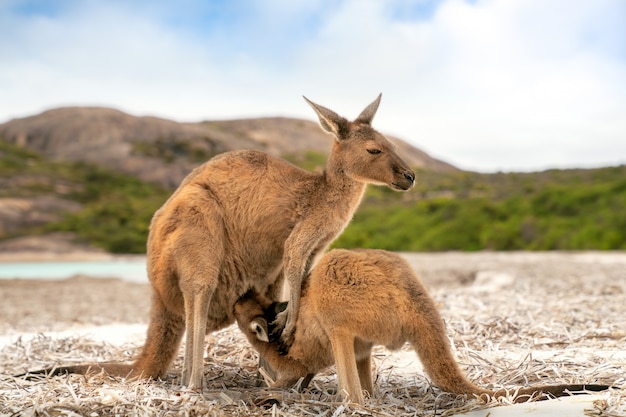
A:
[0, 0, 624, 171]
[287, 0, 626, 171]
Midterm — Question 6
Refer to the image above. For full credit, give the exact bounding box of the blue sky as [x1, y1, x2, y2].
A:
[1, 0, 624, 172]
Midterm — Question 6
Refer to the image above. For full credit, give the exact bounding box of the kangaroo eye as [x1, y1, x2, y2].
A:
[367, 149, 381, 155]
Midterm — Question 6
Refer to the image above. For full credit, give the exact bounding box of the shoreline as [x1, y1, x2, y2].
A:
[0, 251, 146, 262]
[2, 249, 625, 261]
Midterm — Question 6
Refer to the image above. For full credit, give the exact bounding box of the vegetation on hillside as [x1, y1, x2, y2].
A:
[0, 140, 170, 253]
[2, 139, 624, 252]
[47, 167, 170, 253]
[334, 166, 626, 250]
[132, 136, 218, 163]
[282, 150, 327, 172]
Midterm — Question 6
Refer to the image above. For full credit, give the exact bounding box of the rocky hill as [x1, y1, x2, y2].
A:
[1, 111, 624, 254]
[0, 106, 457, 253]
[0, 107, 456, 188]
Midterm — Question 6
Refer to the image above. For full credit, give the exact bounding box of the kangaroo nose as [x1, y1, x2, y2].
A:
[404, 171, 415, 183]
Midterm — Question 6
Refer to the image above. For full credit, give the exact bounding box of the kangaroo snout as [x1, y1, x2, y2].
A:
[393, 168, 415, 190]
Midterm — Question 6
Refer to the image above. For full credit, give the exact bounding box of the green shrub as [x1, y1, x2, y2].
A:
[335, 166, 626, 251]
[3, 136, 624, 252]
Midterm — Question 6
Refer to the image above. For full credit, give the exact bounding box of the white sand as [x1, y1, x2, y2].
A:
[0, 323, 148, 350]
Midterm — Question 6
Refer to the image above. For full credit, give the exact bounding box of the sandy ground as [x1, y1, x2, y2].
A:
[0, 251, 625, 416]
[0, 276, 151, 336]
[3, 250, 623, 333]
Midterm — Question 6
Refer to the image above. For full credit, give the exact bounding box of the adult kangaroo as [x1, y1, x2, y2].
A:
[22, 95, 415, 390]
[234, 249, 611, 405]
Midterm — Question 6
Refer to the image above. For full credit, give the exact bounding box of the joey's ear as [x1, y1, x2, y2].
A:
[250, 318, 269, 342]
[355, 93, 382, 125]
[304, 96, 349, 140]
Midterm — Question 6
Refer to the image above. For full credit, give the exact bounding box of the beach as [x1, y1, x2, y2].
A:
[1, 251, 625, 416]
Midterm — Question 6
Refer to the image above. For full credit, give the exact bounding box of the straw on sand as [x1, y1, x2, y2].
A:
[1, 252, 625, 416]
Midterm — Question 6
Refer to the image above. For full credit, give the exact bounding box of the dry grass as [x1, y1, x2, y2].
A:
[1, 252, 625, 416]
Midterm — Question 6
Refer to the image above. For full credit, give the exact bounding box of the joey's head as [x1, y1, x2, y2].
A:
[304, 94, 415, 191]
[234, 291, 287, 344]
[234, 292, 269, 343]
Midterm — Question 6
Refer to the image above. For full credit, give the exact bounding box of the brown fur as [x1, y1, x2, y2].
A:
[234, 249, 610, 405]
[21, 96, 414, 389]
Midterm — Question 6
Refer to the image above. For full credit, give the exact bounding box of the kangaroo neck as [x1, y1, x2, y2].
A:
[324, 168, 365, 190]
[321, 164, 367, 208]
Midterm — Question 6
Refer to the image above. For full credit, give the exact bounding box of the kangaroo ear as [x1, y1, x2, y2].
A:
[250, 318, 269, 342]
[304, 96, 349, 140]
[355, 93, 382, 125]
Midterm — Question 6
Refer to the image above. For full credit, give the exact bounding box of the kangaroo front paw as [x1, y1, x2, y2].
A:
[271, 308, 295, 353]
[278, 322, 295, 352]
[272, 309, 288, 333]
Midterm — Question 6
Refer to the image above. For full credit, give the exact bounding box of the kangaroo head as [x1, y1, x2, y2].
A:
[234, 291, 268, 338]
[304, 94, 415, 191]
[234, 291, 287, 343]
[249, 318, 270, 342]
[249, 301, 286, 341]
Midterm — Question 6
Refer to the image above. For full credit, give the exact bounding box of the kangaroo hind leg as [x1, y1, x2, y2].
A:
[329, 329, 364, 405]
[356, 352, 373, 398]
[178, 233, 224, 389]
[176, 203, 225, 389]
[181, 281, 216, 390]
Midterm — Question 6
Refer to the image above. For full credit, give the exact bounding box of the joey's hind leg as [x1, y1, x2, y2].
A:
[356, 353, 373, 397]
[329, 329, 364, 405]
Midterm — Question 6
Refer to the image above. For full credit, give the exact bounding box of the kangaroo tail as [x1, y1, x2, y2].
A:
[130, 291, 186, 378]
[406, 291, 613, 402]
[407, 296, 489, 396]
[17, 291, 185, 382]
[16, 363, 137, 380]
[486, 383, 612, 403]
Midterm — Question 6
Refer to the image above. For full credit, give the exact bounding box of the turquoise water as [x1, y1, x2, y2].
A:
[0, 258, 148, 283]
